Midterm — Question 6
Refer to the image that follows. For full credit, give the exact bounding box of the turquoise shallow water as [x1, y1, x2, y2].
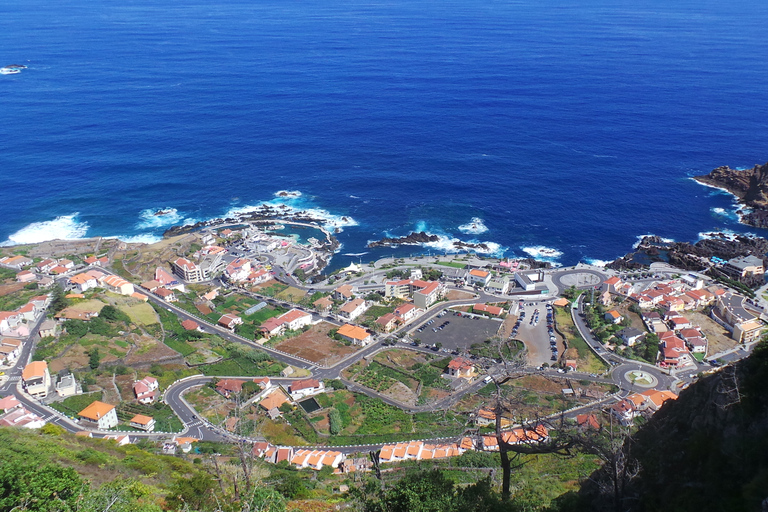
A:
[1, 0, 767, 268]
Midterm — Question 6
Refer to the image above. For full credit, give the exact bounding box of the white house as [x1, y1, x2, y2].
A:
[617, 327, 645, 347]
[22, 361, 51, 399]
[289, 379, 325, 400]
[129, 414, 156, 432]
[78, 401, 118, 430]
[218, 314, 243, 331]
[276, 309, 312, 331]
[133, 376, 159, 404]
[393, 303, 419, 322]
[69, 273, 98, 293]
[338, 298, 368, 321]
[467, 269, 491, 287]
[100, 275, 135, 296]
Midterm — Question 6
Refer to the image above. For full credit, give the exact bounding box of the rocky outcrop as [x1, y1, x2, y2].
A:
[607, 233, 768, 272]
[694, 162, 768, 227]
[367, 232, 440, 248]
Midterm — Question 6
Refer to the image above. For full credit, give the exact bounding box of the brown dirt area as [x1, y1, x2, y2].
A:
[252, 279, 280, 291]
[685, 311, 740, 355]
[275, 322, 359, 365]
[379, 380, 418, 405]
[114, 374, 136, 401]
[123, 335, 180, 365]
[185, 386, 235, 423]
[498, 314, 518, 339]
[373, 348, 433, 369]
[422, 387, 450, 402]
[446, 289, 476, 301]
[49, 350, 89, 373]
[0, 283, 24, 297]
[614, 303, 646, 331]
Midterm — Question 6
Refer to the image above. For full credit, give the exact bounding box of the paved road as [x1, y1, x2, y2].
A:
[6, 257, 757, 453]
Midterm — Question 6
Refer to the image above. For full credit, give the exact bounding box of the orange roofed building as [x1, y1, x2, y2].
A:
[78, 401, 118, 430]
[337, 323, 373, 346]
[22, 361, 51, 399]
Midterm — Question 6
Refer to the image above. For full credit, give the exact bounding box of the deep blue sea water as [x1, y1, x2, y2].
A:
[2, 0, 768, 269]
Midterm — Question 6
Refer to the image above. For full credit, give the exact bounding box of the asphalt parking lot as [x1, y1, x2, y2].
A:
[411, 312, 502, 350]
[511, 301, 564, 366]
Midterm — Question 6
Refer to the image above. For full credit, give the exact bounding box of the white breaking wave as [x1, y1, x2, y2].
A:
[632, 234, 675, 249]
[1, 213, 89, 246]
[225, 192, 358, 233]
[343, 252, 369, 257]
[458, 217, 489, 234]
[698, 230, 740, 241]
[274, 190, 302, 198]
[136, 207, 182, 229]
[585, 258, 611, 267]
[424, 236, 507, 258]
[117, 233, 162, 245]
[689, 176, 738, 198]
[521, 246, 563, 260]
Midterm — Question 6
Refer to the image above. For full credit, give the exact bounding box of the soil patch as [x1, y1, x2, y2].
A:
[446, 289, 476, 301]
[275, 322, 358, 365]
[686, 310, 740, 355]
[0, 283, 24, 297]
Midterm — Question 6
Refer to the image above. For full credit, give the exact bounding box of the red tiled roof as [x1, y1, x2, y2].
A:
[290, 379, 321, 392]
[181, 319, 199, 331]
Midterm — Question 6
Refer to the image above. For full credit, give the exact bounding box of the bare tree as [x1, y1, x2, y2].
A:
[487, 340, 578, 501]
[576, 415, 640, 512]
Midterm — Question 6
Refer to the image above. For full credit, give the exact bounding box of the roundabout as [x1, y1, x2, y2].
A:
[624, 369, 658, 388]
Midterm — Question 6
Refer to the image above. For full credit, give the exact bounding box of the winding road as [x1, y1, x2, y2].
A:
[0, 258, 717, 452]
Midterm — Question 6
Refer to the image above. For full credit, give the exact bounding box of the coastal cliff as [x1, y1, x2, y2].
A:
[694, 162, 768, 227]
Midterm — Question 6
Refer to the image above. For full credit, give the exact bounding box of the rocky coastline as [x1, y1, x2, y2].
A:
[694, 161, 768, 228]
[162, 205, 342, 253]
[608, 233, 768, 274]
[366, 231, 492, 252]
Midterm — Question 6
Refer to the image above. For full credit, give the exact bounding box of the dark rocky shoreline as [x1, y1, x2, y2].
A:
[366, 231, 492, 252]
[694, 161, 768, 228]
[607, 233, 768, 273]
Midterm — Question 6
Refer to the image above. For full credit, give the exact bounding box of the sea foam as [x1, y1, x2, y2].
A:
[225, 191, 358, 233]
[1, 213, 89, 246]
[458, 217, 489, 234]
[632, 234, 675, 249]
[116, 233, 163, 245]
[136, 207, 182, 229]
[521, 246, 563, 260]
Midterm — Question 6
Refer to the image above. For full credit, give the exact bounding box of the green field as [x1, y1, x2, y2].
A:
[434, 261, 467, 269]
[119, 302, 159, 326]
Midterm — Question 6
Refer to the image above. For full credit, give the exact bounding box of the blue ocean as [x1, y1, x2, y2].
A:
[2, 0, 767, 269]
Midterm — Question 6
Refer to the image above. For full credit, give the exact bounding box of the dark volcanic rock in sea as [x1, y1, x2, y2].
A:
[694, 161, 768, 227]
[452, 240, 489, 251]
[367, 231, 439, 248]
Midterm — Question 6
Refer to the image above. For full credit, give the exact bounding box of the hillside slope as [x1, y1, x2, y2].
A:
[575, 340, 768, 511]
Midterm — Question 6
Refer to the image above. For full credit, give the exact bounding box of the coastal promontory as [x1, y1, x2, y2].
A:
[694, 161, 768, 227]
